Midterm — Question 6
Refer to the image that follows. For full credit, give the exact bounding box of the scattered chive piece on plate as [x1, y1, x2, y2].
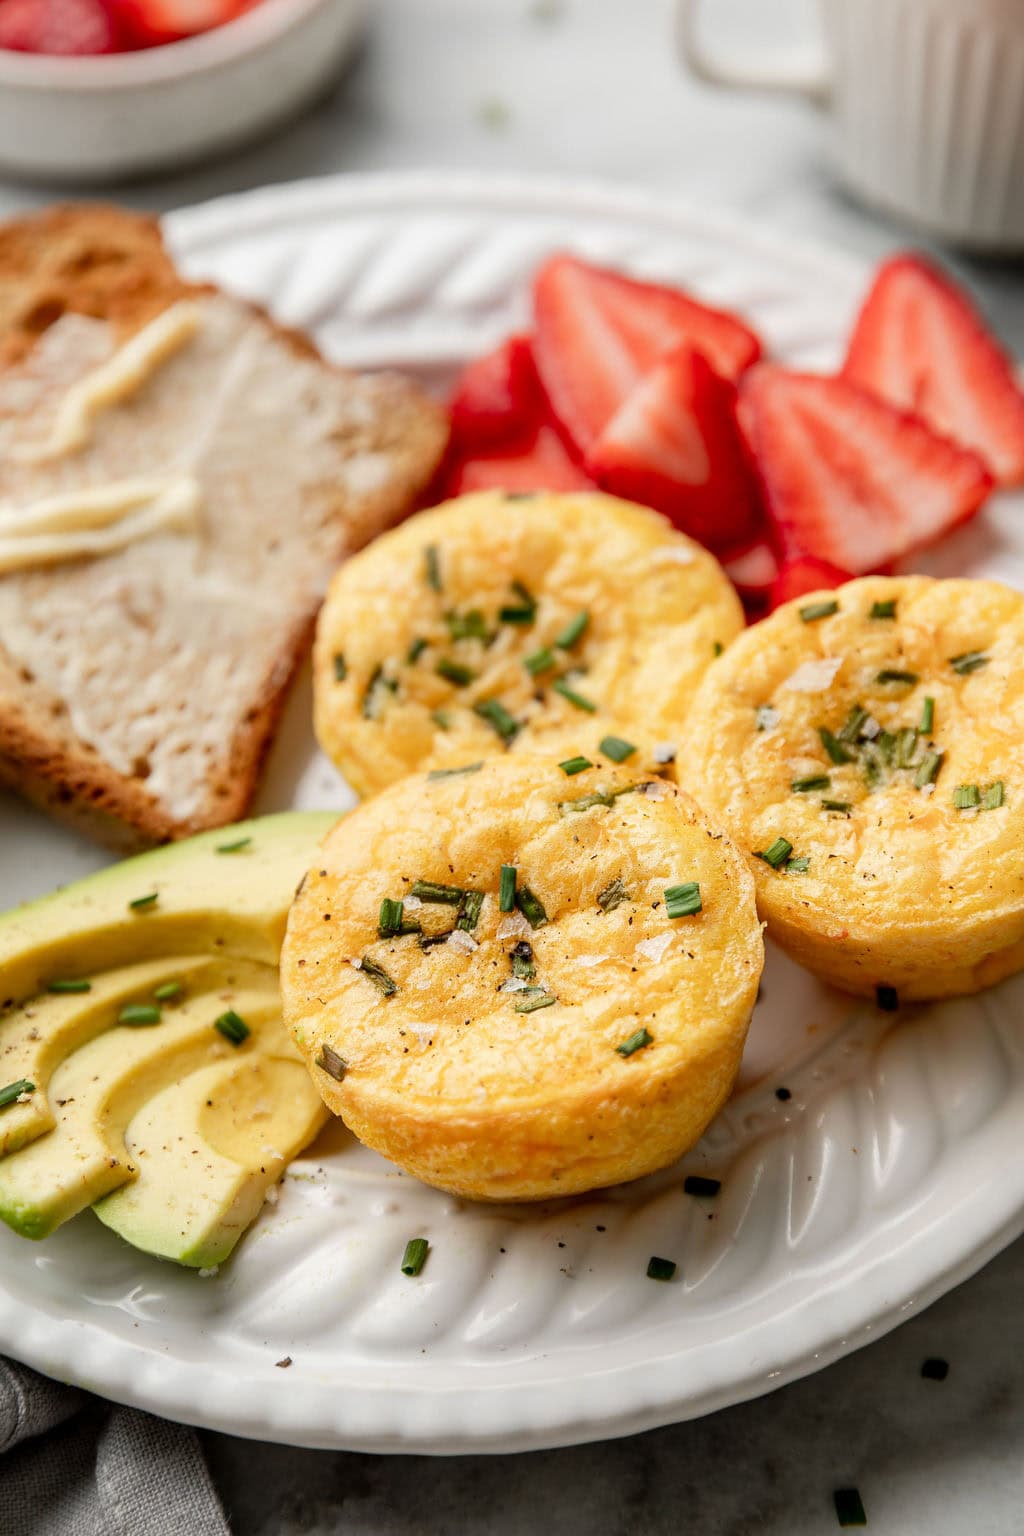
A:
[553, 677, 597, 712]
[599, 735, 637, 762]
[515, 886, 548, 929]
[876, 668, 918, 686]
[47, 979, 91, 994]
[499, 864, 517, 912]
[822, 800, 852, 814]
[510, 941, 535, 979]
[424, 545, 441, 592]
[646, 1256, 676, 1282]
[756, 837, 793, 869]
[664, 881, 701, 918]
[784, 856, 810, 873]
[216, 836, 252, 854]
[445, 608, 489, 642]
[474, 698, 520, 742]
[683, 1175, 721, 1197]
[499, 581, 536, 624]
[437, 658, 475, 687]
[562, 786, 636, 813]
[713, 640, 724, 657]
[914, 750, 943, 788]
[983, 781, 1005, 809]
[118, 1003, 162, 1027]
[0, 1080, 33, 1110]
[799, 599, 839, 622]
[431, 709, 451, 731]
[869, 599, 897, 619]
[559, 755, 592, 776]
[792, 774, 831, 793]
[921, 1357, 949, 1381]
[514, 989, 557, 1013]
[524, 646, 556, 676]
[214, 1009, 250, 1045]
[555, 609, 589, 649]
[953, 784, 981, 810]
[597, 877, 628, 913]
[615, 1027, 652, 1058]
[894, 727, 918, 769]
[819, 728, 854, 765]
[357, 958, 398, 997]
[401, 1237, 430, 1277]
[833, 1487, 867, 1528]
[876, 984, 899, 1012]
[456, 890, 485, 931]
[837, 705, 868, 744]
[316, 1044, 346, 1082]
[378, 897, 405, 939]
[154, 981, 184, 1003]
[333, 652, 347, 681]
[950, 650, 988, 675]
[919, 696, 935, 735]
[427, 762, 483, 780]
[407, 637, 427, 664]
[411, 880, 465, 905]
[129, 892, 158, 911]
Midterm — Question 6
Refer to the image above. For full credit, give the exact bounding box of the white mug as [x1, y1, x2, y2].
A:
[676, 0, 1024, 252]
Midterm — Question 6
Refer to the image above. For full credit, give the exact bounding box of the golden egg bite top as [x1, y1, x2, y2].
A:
[682, 575, 1024, 1000]
[281, 754, 763, 1201]
[313, 489, 743, 796]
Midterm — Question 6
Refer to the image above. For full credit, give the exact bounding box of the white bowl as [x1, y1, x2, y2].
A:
[0, 0, 366, 183]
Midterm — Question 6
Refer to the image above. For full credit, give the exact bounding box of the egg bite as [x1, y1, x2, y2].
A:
[682, 575, 1024, 1001]
[281, 754, 763, 1201]
[313, 489, 743, 796]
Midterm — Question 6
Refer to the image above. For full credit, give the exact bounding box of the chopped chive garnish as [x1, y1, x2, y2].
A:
[411, 880, 465, 904]
[333, 652, 347, 681]
[401, 1237, 430, 1276]
[316, 1044, 346, 1081]
[427, 762, 483, 780]
[499, 865, 517, 912]
[822, 800, 852, 814]
[216, 836, 252, 853]
[378, 897, 405, 938]
[153, 981, 184, 1003]
[561, 786, 636, 813]
[119, 1003, 161, 1027]
[555, 609, 589, 649]
[914, 750, 943, 788]
[424, 545, 441, 592]
[756, 837, 793, 869]
[838, 705, 868, 744]
[474, 698, 520, 742]
[876, 669, 918, 685]
[362, 664, 398, 718]
[792, 774, 831, 793]
[953, 784, 981, 809]
[785, 856, 810, 873]
[0, 1079, 33, 1110]
[646, 1256, 676, 1282]
[407, 637, 427, 664]
[876, 985, 899, 1012]
[616, 1027, 652, 1058]
[559, 755, 592, 776]
[129, 892, 158, 911]
[456, 890, 485, 932]
[514, 988, 557, 1013]
[950, 650, 988, 675]
[431, 709, 451, 730]
[869, 599, 897, 619]
[418, 931, 455, 951]
[510, 941, 535, 980]
[599, 735, 637, 763]
[214, 1009, 250, 1045]
[983, 781, 1005, 809]
[597, 877, 629, 913]
[47, 979, 91, 994]
[524, 647, 555, 676]
[683, 1175, 721, 1197]
[894, 727, 919, 769]
[818, 728, 854, 765]
[920, 697, 935, 735]
[515, 886, 548, 929]
[876, 730, 896, 765]
[664, 881, 701, 918]
[499, 581, 536, 624]
[445, 608, 489, 642]
[437, 658, 475, 687]
[921, 1357, 949, 1381]
[552, 677, 597, 712]
[833, 1487, 867, 1527]
[358, 958, 398, 997]
[799, 599, 839, 622]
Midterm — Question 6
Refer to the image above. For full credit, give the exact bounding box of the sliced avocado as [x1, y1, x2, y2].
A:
[93, 1055, 328, 1268]
[0, 811, 339, 1009]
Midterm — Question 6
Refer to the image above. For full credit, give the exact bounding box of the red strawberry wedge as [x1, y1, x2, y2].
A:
[442, 424, 594, 498]
[449, 335, 541, 450]
[533, 254, 762, 455]
[587, 345, 762, 551]
[843, 254, 1024, 485]
[739, 365, 993, 573]
[769, 556, 852, 611]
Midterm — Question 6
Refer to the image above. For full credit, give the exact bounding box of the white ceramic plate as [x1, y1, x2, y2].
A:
[1, 173, 1023, 1455]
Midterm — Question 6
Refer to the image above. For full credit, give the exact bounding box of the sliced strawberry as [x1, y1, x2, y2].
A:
[586, 345, 761, 551]
[532, 254, 762, 455]
[443, 424, 594, 498]
[449, 335, 542, 450]
[769, 556, 851, 611]
[739, 364, 993, 573]
[843, 253, 1024, 485]
[723, 537, 780, 603]
[110, 0, 237, 45]
[0, 0, 122, 51]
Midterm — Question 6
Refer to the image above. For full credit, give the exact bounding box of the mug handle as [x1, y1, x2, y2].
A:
[675, 0, 831, 105]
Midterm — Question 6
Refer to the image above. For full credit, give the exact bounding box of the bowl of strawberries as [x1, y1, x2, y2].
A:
[0, 0, 364, 180]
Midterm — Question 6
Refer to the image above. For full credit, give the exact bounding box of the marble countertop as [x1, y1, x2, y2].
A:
[1, 2, 1020, 1531]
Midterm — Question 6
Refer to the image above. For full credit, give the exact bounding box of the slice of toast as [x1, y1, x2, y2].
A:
[0, 205, 448, 850]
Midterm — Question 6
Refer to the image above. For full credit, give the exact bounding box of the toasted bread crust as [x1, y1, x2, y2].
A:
[0, 204, 448, 849]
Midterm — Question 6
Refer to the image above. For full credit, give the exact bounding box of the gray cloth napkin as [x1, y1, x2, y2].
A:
[0, 1357, 229, 1536]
